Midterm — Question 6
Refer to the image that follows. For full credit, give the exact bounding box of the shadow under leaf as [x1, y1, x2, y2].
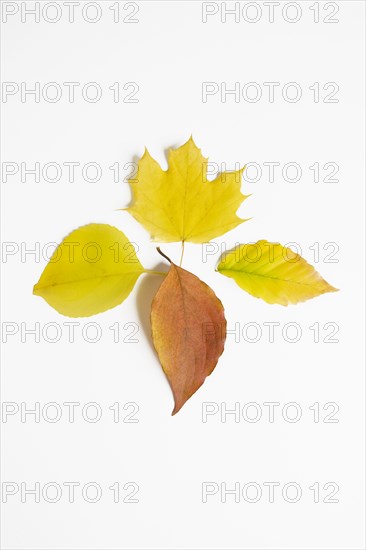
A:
[135, 262, 167, 354]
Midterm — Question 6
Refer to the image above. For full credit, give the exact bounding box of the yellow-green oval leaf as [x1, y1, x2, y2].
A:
[33, 224, 144, 317]
[217, 240, 338, 306]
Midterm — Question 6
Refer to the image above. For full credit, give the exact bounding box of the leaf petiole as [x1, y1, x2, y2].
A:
[179, 241, 185, 267]
[156, 247, 172, 264]
[144, 269, 167, 276]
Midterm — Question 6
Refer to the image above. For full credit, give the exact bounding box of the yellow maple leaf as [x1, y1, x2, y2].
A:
[125, 137, 249, 243]
[217, 240, 338, 305]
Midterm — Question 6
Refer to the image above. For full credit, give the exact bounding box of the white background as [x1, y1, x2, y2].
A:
[1, 1, 365, 549]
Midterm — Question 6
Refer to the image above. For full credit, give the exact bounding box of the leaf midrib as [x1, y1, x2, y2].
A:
[219, 268, 320, 287]
[34, 270, 143, 291]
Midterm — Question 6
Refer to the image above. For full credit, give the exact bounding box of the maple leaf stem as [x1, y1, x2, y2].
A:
[179, 241, 185, 267]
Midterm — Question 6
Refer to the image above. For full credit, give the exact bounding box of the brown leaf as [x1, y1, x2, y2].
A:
[151, 254, 227, 415]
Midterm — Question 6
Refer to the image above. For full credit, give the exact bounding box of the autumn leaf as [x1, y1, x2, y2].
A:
[31, 134, 339, 416]
[125, 136, 249, 243]
[217, 240, 338, 306]
[151, 250, 227, 414]
[33, 224, 147, 317]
